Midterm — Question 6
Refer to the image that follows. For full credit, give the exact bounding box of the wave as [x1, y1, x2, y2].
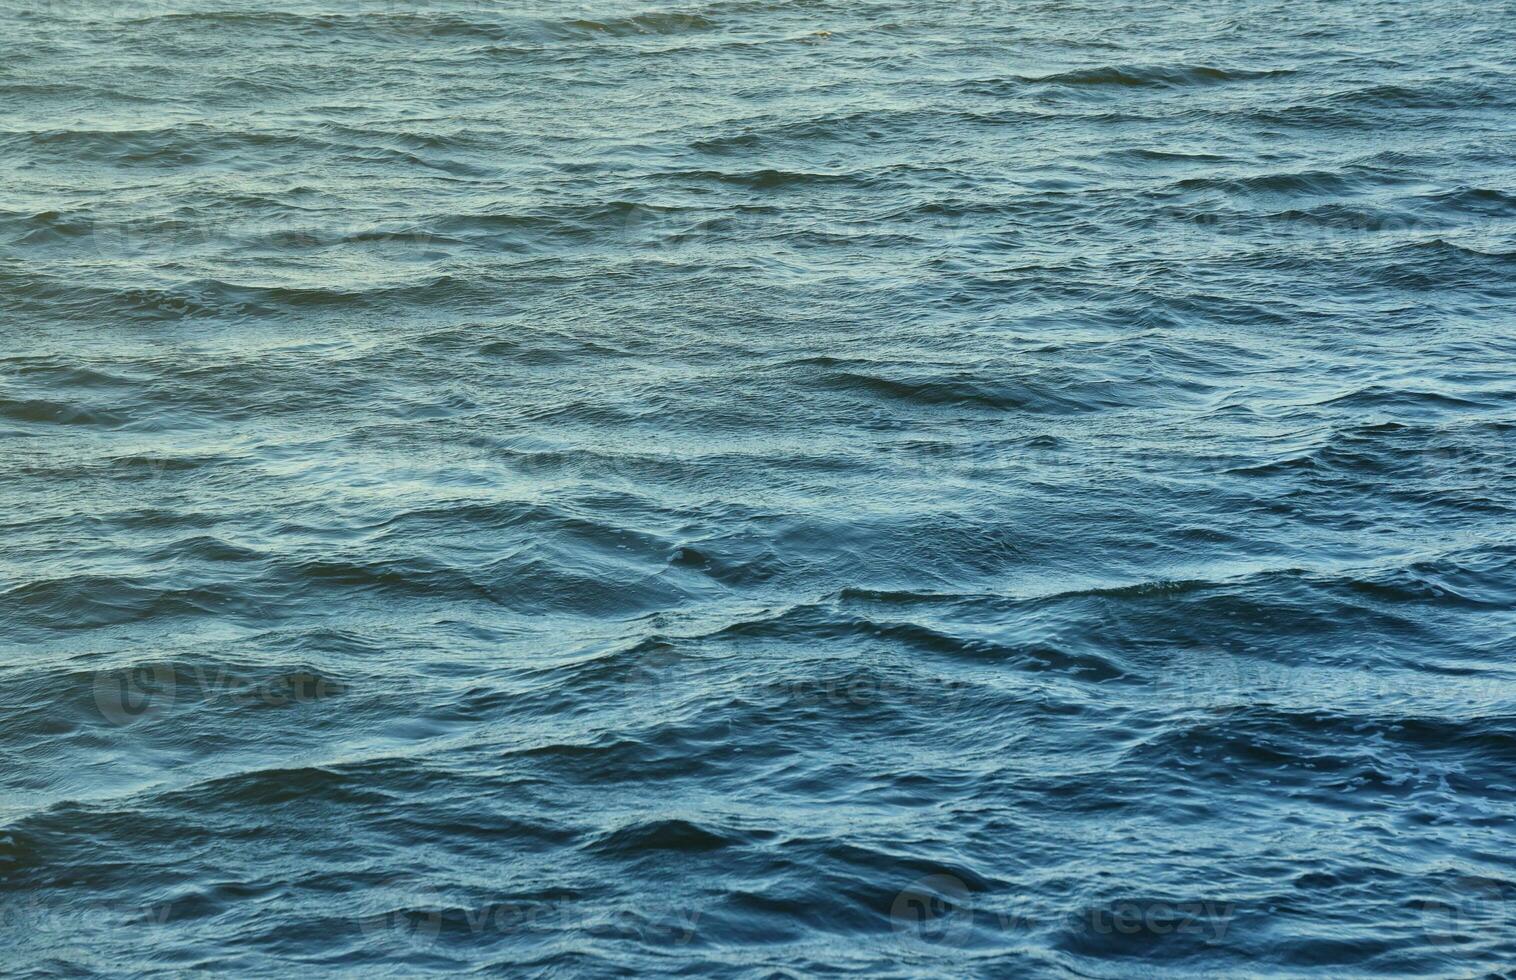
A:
[6, 0, 1516, 973]
[556, 12, 718, 39]
[989, 64, 1295, 91]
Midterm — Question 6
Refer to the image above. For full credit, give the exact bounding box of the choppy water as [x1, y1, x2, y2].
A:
[4, 0, 1516, 975]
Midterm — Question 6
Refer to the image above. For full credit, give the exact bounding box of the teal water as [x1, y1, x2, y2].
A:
[3, 0, 1516, 975]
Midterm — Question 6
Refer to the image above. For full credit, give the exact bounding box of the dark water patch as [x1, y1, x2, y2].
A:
[1018, 64, 1295, 90]
[810, 367, 1145, 414]
[585, 818, 752, 854]
[0, 397, 131, 428]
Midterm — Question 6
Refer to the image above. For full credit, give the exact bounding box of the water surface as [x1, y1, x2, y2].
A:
[3, 0, 1515, 975]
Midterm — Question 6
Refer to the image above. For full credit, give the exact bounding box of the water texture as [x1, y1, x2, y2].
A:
[2, 0, 1515, 975]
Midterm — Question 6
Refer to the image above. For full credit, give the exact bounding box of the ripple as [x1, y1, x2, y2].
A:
[4, 0, 1516, 974]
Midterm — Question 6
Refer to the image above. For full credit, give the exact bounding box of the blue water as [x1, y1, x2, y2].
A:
[3, 0, 1516, 975]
